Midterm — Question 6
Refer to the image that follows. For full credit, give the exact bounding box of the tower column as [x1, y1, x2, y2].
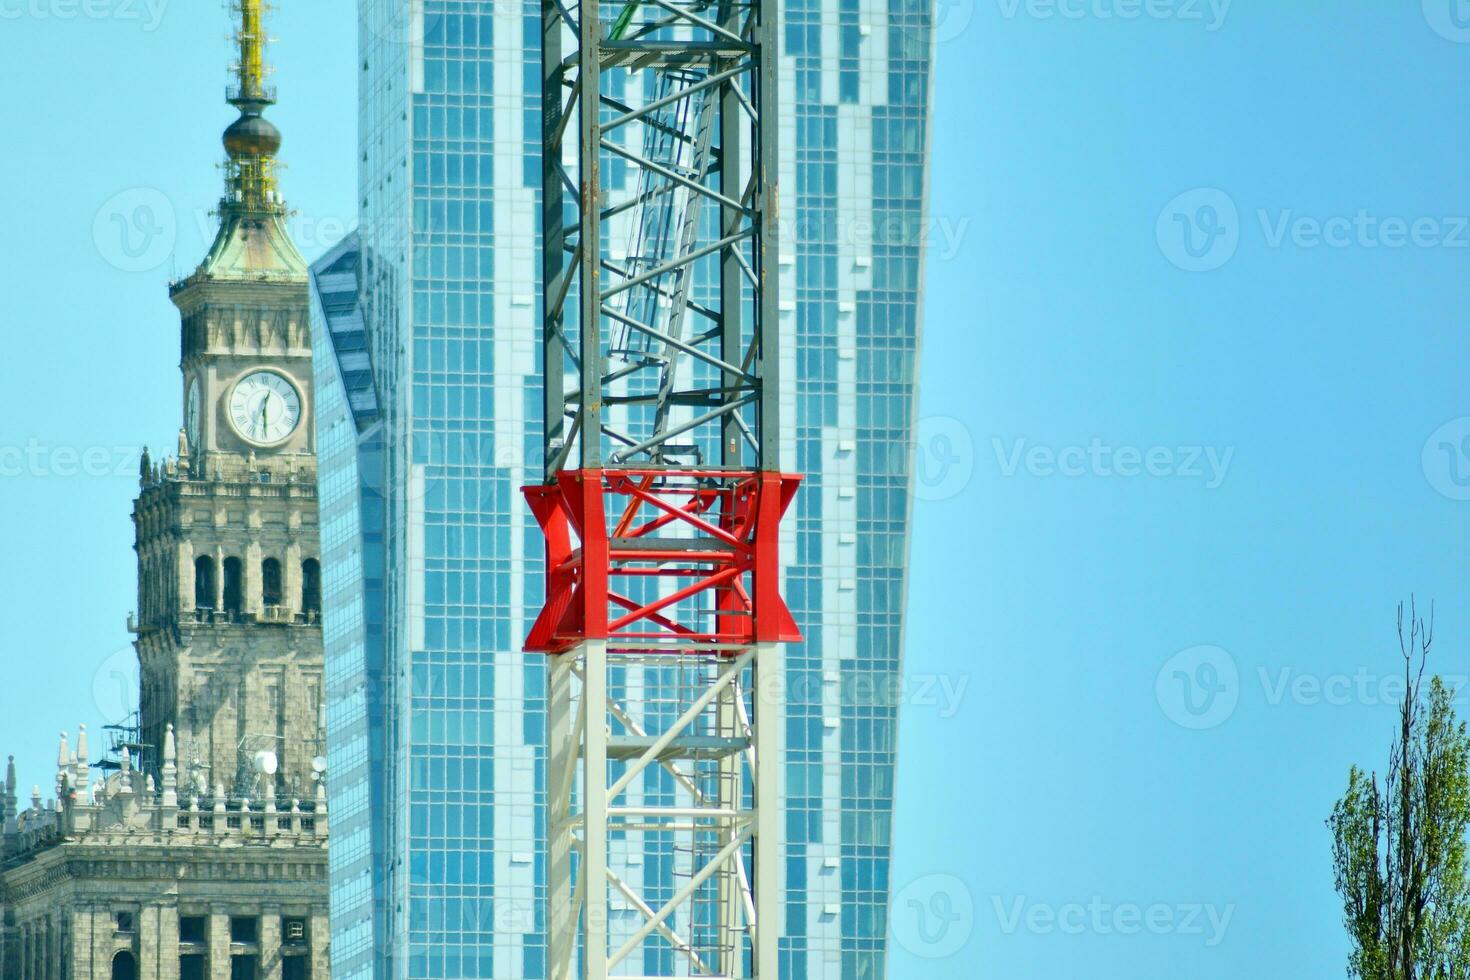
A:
[284, 540, 302, 615]
[46, 916, 57, 980]
[68, 909, 93, 980]
[214, 546, 226, 615]
[140, 904, 181, 980]
[259, 914, 282, 980]
[245, 539, 263, 617]
[308, 914, 329, 978]
[208, 912, 231, 980]
[180, 538, 197, 616]
[90, 909, 112, 980]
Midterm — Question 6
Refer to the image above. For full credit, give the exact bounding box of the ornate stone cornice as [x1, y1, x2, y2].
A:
[0, 840, 327, 904]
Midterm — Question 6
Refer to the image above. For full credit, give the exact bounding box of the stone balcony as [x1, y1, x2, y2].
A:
[1, 726, 328, 869]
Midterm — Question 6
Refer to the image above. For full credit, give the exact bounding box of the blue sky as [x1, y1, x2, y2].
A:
[3, 1, 1470, 977]
[897, 1, 1470, 977]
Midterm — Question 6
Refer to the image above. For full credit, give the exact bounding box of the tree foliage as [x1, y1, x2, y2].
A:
[1330, 601, 1470, 980]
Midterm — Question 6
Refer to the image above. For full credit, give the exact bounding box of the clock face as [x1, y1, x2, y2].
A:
[229, 371, 302, 446]
[185, 379, 201, 451]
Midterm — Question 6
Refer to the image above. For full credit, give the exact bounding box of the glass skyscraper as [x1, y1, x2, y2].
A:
[316, 1, 932, 976]
[313, 232, 392, 980]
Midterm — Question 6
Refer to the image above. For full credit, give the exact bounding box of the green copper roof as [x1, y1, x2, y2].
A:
[195, 211, 307, 281]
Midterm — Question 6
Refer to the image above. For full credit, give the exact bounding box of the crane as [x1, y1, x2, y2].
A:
[528, 0, 796, 977]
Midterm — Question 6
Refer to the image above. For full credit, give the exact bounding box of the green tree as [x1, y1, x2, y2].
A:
[1330, 601, 1470, 980]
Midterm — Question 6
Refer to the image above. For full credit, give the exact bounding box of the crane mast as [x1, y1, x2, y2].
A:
[529, 0, 797, 977]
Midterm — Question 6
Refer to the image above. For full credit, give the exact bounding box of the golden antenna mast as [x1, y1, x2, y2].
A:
[236, 0, 267, 104]
[222, 0, 283, 214]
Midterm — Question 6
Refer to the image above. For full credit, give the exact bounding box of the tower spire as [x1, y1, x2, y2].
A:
[234, 0, 269, 106]
[4, 756, 17, 835]
[222, 0, 284, 215]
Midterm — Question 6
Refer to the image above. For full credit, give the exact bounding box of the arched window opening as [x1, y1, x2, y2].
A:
[112, 951, 138, 980]
[222, 558, 244, 618]
[302, 559, 321, 618]
[194, 556, 216, 615]
[262, 558, 283, 608]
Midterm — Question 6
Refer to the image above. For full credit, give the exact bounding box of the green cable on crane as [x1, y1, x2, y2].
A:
[609, 0, 642, 40]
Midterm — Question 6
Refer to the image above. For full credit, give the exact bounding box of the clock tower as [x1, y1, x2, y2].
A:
[0, 4, 329, 977]
[134, 0, 322, 801]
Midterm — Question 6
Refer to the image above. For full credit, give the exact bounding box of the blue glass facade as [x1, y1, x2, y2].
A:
[312, 233, 391, 980]
[780, 4, 931, 977]
[323, 2, 931, 977]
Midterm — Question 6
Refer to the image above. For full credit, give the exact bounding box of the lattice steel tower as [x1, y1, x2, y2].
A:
[527, 0, 797, 977]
